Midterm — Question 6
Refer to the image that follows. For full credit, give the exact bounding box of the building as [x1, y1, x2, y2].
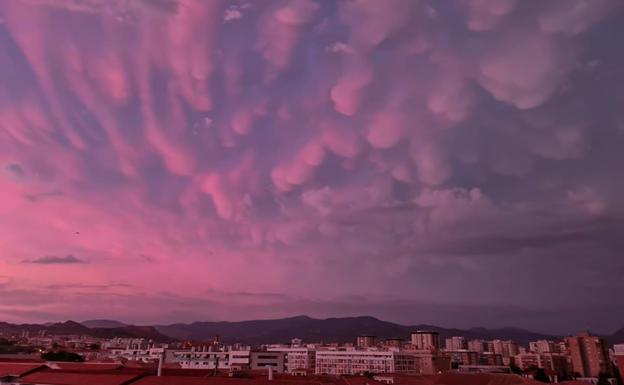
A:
[468, 340, 486, 354]
[529, 340, 557, 354]
[413, 352, 452, 375]
[357, 336, 378, 349]
[109, 346, 166, 362]
[445, 337, 467, 351]
[479, 352, 503, 366]
[411, 331, 440, 352]
[266, 346, 315, 373]
[491, 340, 518, 358]
[514, 353, 541, 371]
[166, 349, 251, 370]
[514, 353, 570, 378]
[566, 332, 612, 378]
[250, 351, 285, 372]
[314, 350, 396, 375]
[457, 365, 512, 374]
[447, 350, 479, 366]
[313, 350, 447, 375]
[384, 338, 404, 349]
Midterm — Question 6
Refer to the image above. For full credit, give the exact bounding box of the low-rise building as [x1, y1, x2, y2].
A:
[250, 351, 285, 372]
[357, 336, 378, 349]
[266, 346, 315, 373]
[447, 350, 479, 366]
[479, 352, 503, 366]
[313, 349, 449, 375]
[514, 353, 570, 378]
[166, 349, 250, 370]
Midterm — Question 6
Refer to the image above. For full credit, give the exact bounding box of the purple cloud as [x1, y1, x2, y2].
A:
[0, 0, 623, 332]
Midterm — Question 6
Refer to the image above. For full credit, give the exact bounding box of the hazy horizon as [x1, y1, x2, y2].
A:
[3, 312, 621, 337]
[1, 0, 624, 335]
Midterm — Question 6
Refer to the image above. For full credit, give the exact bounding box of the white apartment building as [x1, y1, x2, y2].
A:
[109, 346, 166, 362]
[267, 346, 315, 373]
[315, 350, 395, 375]
[314, 350, 429, 375]
[167, 349, 251, 370]
[250, 351, 285, 372]
[529, 340, 557, 354]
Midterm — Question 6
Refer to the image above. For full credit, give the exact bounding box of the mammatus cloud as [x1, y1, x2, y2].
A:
[23, 255, 87, 265]
[0, 0, 623, 332]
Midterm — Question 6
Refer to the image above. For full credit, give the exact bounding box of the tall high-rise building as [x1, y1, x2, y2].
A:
[445, 336, 467, 351]
[530, 340, 557, 354]
[411, 331, 440, 352]
[491, 340, 519, 357]
[385, 338, 405, 349]
[356, 335, 378, 349]
[565, 332, 612, 378]
[468, 340, 486, 354]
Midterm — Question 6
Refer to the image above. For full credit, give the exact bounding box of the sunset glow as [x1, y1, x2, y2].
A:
[1, 0, 623, 334]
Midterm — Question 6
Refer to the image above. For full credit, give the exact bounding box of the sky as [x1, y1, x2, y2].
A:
[0, 0, 624, 335]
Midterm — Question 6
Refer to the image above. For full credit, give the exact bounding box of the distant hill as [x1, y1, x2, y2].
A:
[154, 315, 561, 346]
[0, 320, 173, 342]
[82, 320, 127, 328]
[608, 328, 624, 345]
[4, 316, 623, 347]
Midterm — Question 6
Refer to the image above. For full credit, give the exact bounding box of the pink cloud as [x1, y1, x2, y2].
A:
[321, 122, 363, 159]
[330, 62, 374, 116]
[256, 0, 320, 72]
[477, 31, 574, 109]
[538, 0, 616, 36]
[0, 0, 622, 326]
[461, 0, 517, 32]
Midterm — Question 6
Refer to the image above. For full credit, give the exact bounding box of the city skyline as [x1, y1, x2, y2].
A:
[1, 0, 624, 333]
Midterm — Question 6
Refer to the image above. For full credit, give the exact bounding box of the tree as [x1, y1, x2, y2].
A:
[41, 350, 85, 362]
[510, 362, 523, 375]
[597, 372, 611, 385]
[613, 365, 623, 385]
[533, 368, 551, 383]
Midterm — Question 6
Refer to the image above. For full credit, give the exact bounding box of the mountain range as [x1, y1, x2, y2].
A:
[153, 315, 562, 346]
[0, 320, 174, 342]
[2, 316, 623, 346]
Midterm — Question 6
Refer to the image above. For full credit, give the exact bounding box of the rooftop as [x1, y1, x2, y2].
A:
[20, 371, 145, 385]
[0, 362, 46, 377]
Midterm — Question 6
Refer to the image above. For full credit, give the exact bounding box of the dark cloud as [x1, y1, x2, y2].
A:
[24, 255, 87, 265]
[3, 163, 24, 180]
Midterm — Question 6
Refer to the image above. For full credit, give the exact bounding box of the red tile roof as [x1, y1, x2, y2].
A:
[430, 373, 535, 385]
[0, 362, 46, 377]
[19, 371, 144, 385]
[133, 377, 350, 385]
